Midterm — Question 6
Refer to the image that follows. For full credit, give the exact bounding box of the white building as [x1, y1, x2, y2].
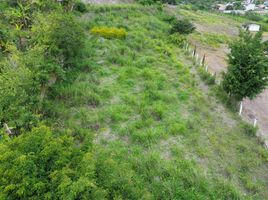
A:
[245, 3, 256, 11]
[243, 23, 261, 32]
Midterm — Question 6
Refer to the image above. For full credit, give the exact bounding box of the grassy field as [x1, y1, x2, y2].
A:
[45, 4, 268, 199]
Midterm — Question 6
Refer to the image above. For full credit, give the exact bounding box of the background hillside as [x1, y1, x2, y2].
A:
[0, 1, 268, 199]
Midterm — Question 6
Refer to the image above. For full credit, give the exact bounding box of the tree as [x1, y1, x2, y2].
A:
[222, 30, 268, 101]
[31, 12, 85, 68]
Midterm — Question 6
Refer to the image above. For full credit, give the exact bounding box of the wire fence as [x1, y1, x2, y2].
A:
[182, 42, 259, 129]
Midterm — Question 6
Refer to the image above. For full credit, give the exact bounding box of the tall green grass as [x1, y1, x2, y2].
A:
[45, 4, 268, 199]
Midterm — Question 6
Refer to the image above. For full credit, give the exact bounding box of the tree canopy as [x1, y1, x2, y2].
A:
[222, 30, 268, 101]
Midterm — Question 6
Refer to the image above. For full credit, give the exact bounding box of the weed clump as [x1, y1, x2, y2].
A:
[168, 33, 187, 47]
[91, 27, 127, 39]
[197, 68, 216, 85]
[242, 123, 257, 137]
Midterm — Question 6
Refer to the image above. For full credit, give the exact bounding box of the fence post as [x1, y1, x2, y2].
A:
[239, 102, 243, 116]
[253, 118, 257, 127]
[202, 54, 206, 66]
[192, 45, 196, 57]
[3, 123, 12, 135]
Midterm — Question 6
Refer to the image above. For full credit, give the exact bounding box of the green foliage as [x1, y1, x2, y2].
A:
[137, 0, 176, 5]
[31, 12, 85, 67]
[0, 125, 105, 199]
[222, 30, 268, 101]
[192, 32, 230, 48]
[0, 7, 85, 132]
[1, 3, 268, 199]
[91, 27, 127, 39]
[170, 19, 195, 35]
[198, 67, 216, 85]
[74, 1, 87, 13]
[167, 33, 187, 47]
[0, 24, 9, 52]
[245, 12, 263, 22]
[241, 123, 258, 137]
[0, 46, 40, 132]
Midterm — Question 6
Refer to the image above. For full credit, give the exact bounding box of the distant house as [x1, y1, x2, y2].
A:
[245, 3, 256, 11]
[245, 0, 253, 4]
[216, 4, 227, 11]
[243, 23, 261, 32]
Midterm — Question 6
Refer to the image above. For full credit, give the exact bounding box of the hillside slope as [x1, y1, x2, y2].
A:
[1, 3, 268, 199]
[46, 4, 268, 199]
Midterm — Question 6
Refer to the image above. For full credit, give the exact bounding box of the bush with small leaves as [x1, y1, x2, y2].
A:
[170, 19, 195, 35]
[168, 33, 187, 47]
[74, 2, 87, 13]
[222, 30, 268, 101]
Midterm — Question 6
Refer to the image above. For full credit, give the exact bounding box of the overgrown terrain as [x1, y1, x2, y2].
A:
[1, 2, 268, 199]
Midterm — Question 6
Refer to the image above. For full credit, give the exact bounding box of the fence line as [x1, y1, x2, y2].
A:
[182, 42, 259, 130]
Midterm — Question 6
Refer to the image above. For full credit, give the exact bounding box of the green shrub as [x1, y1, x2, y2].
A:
[170, 19, 196, 35]
[245, 12, 263, 22]
[168, 33, 187, 47]
[161, 14, 177, 23]
[90, 27, 127, 39]
[74, 2, 87, 13]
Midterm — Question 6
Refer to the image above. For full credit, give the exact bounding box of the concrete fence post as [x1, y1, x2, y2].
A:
[239, 102, 243, 116]
[254, 118, 257, 127]
[202, 54, 206, 66]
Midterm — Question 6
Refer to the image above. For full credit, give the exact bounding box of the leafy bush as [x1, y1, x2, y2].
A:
[222, 31, 268, 101]
[161, 14, 177, 23]
[31, 13, 85, 68]
[245, 12, 263, 22]
[0, 125, 105, 199]
[74, 2, 87, 13]
[137, 0, 156, 5]
[91, 27, 127, 39]
[170, 19, 195, 35]
[168, 33, 187, 47]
